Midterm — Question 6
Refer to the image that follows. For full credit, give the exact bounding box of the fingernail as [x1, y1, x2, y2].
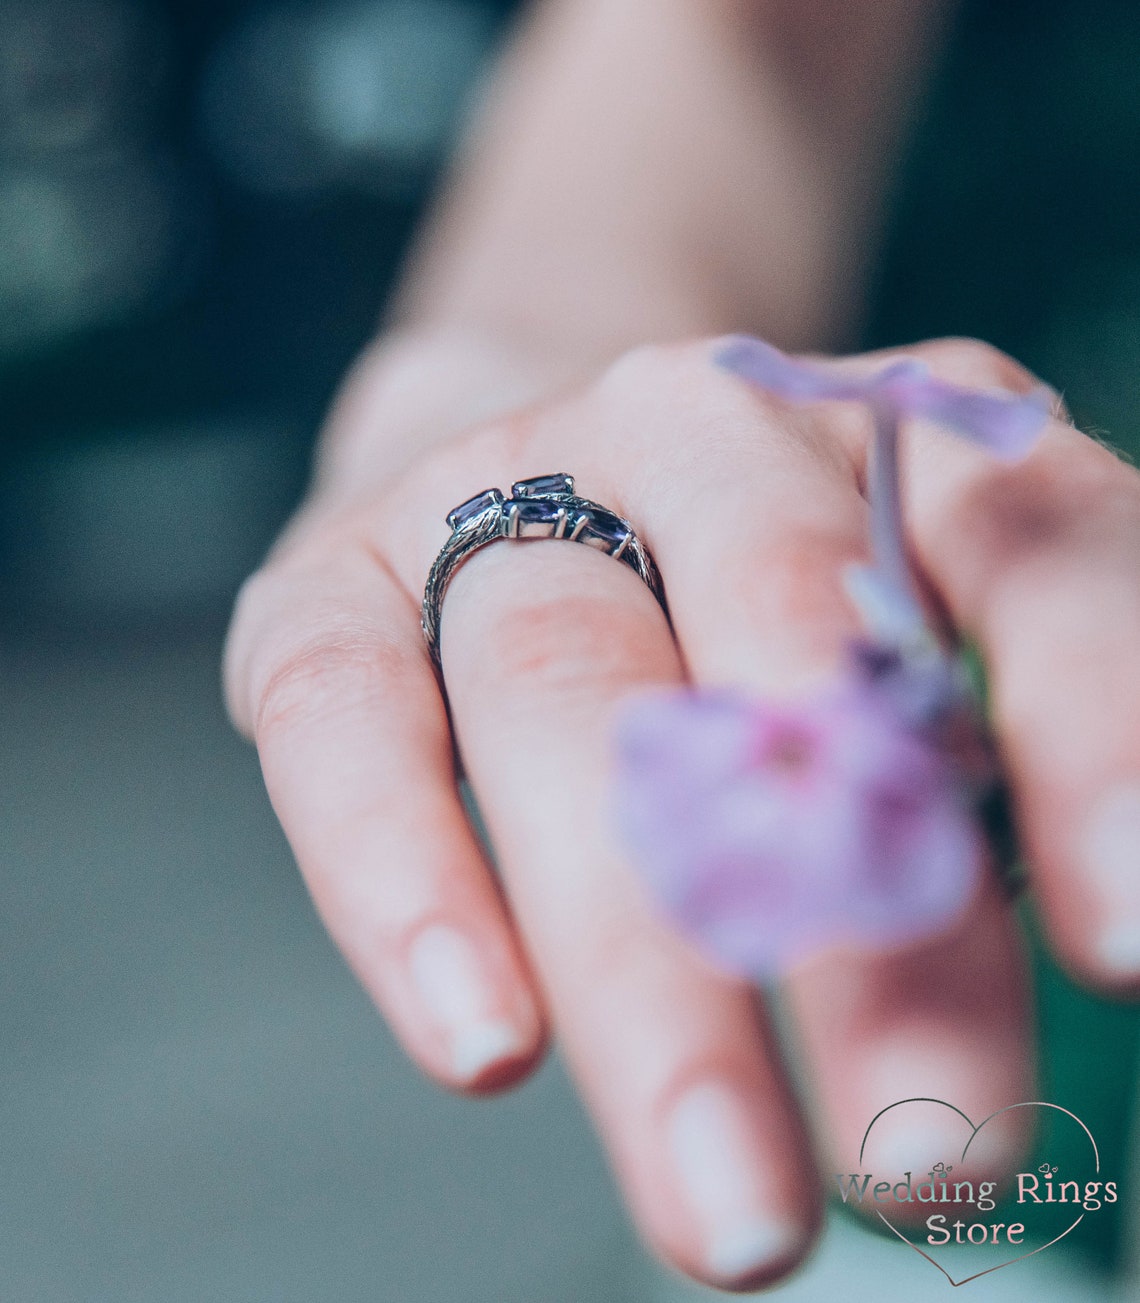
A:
[451, 1022, 525, 1080]
[706, 1221, 797, 1281]
[872, 1120, 955, 1177]
[665, 1082, 798, 1283]
[869, 1111, 1020, 1180]
[1095, 924, 1140, 976]
[1082, 785, 1140, 895]
[1081, 785, 1140, 972]
[407, 924, 526, 1081]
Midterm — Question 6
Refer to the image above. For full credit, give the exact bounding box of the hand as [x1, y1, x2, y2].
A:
[224, 332, 1138, 1291]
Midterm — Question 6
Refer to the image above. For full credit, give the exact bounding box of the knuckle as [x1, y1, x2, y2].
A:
[463, 410, 536, 466]
[255, 624, 411, 740]
[225, 506, 421, 743]
[596, 342, 684, 398]
[585, 339, 730, 470]
[386, 411, 540, 527]
[429, 410, 535, 480]
[916, 337, 1037, 394]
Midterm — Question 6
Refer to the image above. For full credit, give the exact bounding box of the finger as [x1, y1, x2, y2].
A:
[578, 342, 1033, 1179]
[894, 337, 1140, 989]
[431, 536, 821, 1291]
[224, 539, 546, 1091]
[785, 880, 1032, 1208]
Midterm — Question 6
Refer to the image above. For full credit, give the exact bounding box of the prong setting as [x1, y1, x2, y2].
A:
[512, 472, 574, 499]
[446, 487, 504, 530]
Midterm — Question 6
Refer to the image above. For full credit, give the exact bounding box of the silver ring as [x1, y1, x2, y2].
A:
[422, 472, 667, 670]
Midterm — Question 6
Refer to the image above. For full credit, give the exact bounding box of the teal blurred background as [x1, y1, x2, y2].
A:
[871, 0, 1140, 462]
[2, 0, 1140, 1298]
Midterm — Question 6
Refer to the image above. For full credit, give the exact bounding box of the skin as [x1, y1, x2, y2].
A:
[224, 0, 1140, 1292]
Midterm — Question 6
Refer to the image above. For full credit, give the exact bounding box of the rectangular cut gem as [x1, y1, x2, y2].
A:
[511, 473, 574, 498]
[582, 510, 629, 548]
[447, 487, 503, 529]
[514, 497, 563, 538]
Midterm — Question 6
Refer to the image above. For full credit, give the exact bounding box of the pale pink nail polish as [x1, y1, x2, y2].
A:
[664, 1082, 799, 1282]
[1080, 785, 1140, 974]
[407, 924, 526, 1080]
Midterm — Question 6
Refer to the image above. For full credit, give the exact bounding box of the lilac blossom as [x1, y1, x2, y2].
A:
[617, 675, 982, 977]
[614, 337, 1052, 978]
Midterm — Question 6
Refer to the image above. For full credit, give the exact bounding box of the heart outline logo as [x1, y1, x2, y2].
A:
[858, 1098, 1100, 1288]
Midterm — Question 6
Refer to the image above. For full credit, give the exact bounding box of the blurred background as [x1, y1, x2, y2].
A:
[2, 0, 1140, 1298]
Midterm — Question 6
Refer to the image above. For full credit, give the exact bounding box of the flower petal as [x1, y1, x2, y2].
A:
[614, 658, 985, 980]
[891, 374, 1054, 460]
[714, 335, 874, 402]
[716, 335, 1052, 461]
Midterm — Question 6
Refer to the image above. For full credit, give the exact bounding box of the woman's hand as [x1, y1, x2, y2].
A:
[224, 331, 1140, 1291]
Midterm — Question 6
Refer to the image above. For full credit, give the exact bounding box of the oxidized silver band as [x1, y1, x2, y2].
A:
[422, 472, 667, 670]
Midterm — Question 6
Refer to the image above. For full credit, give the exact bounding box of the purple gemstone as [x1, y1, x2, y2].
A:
[512, 473, 574, 498]
[515, 499, 562, 525]
[581, 509, 630, 551]
[447, 487, 503, 529]
[513, 497, 564, 539]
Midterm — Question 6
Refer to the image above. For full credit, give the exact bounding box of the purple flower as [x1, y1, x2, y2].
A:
[613, 338, 1051, 979]
[617, 658, 983, 978]
[715, 336, 1052, 461]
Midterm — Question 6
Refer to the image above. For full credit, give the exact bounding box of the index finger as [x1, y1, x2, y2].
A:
[224, 537, 547, 1089]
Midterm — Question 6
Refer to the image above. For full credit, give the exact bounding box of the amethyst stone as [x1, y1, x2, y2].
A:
[580, 509, 630, 552]
[513, 497, 564, 538]
[447, 487, 504, 530]
[512, 473, 574, 499]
